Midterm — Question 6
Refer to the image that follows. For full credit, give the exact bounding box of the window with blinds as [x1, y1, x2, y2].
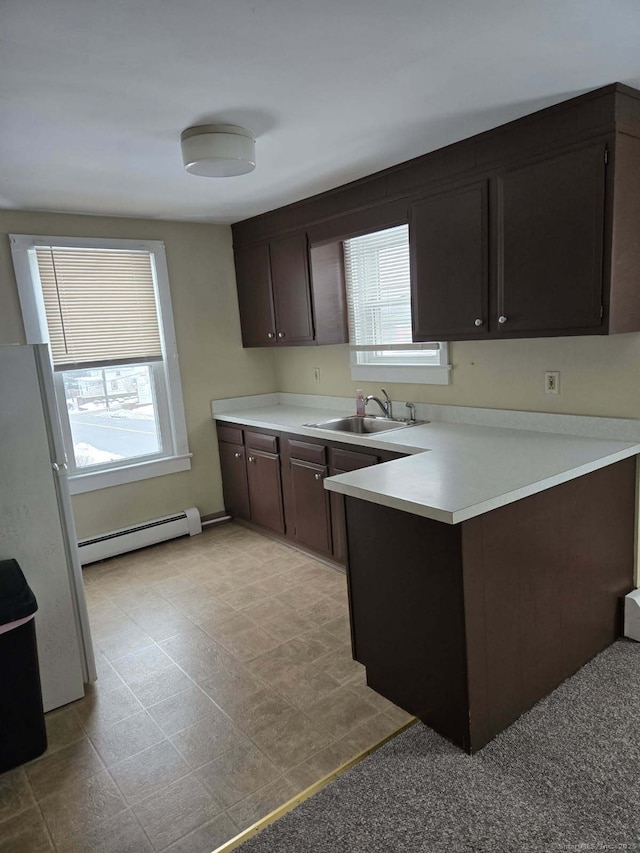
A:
[34, 247, 162, 369]
[11, 233, 192, 487]
[343, 225, 439, 366]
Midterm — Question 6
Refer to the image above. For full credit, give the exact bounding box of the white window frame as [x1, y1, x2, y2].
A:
[10, 234, 191, 494]
[349, 342, 451, 385]
[342, 225, 451, 385]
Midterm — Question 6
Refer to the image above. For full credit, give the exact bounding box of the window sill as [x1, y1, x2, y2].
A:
[68, 454, 192, 495]
[350, 363, 452, 385]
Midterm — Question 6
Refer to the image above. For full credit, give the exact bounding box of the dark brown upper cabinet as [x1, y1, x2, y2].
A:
[233, 84, 640, 343]
[411, 144, 608, 342]
[495, 143, 605, 337]
[234, 232, 348, 348]
[410, 180, 489, 341]
[269, 233, 314, 344]
[234, 242, 276, 347]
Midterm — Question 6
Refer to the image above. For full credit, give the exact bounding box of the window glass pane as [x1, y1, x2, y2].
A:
[62, 364, 161, 468]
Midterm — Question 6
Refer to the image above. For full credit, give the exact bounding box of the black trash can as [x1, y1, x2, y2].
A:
[0, 559, 47, 773]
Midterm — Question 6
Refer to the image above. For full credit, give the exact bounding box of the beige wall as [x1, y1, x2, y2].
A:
[273, 333, 640, 420]
[0, 210, 278, 539]
[4, 207, 639, 539]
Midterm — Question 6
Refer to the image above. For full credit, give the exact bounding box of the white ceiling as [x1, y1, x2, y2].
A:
[2, 0, 640, 224]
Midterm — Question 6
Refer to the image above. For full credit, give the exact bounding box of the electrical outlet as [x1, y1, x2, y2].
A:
[544, 371, 560, 395]
[313, 367, 321, 383]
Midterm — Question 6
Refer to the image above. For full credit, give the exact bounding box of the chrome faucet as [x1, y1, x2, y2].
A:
[405, 402, 416, 423]
[365, 388, 393, 419]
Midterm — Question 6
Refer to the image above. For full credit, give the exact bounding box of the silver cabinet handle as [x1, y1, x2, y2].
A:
[234, 451, 242, 459]
[248, 456, 256, 463]
[267, 332, 275, 339]
[314, 472, 322, 480]
[474, 318, 483, 327]
[498, 315, 508, 324]
[277, 331, 285, 339]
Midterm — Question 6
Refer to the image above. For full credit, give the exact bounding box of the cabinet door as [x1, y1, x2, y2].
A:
[496, 143, 605, 335]
[219, 442, 250, 520]
[309, 243, 349, 345]
[246, 450, 284, 533]
[329, 452, 380, 565]
[234, 243, 277, 347]
[290, 460, 332, 555]
[411, 181, 489, 340]
[329, 470, 347, 565]
[270, 233, 315, 344]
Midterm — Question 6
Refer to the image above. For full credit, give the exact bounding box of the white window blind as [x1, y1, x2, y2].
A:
[34, 247, 163, 369]
[344, 224, 414, 347]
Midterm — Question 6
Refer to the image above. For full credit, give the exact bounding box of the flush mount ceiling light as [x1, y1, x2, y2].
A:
[180, 124, 256, 177]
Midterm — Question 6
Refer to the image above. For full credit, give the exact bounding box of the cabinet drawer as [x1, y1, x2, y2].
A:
[246, 431, 279, 453]
[217, 424, 244, 446]
[330, 448, 379, 472]
[287, 439, 326, 465]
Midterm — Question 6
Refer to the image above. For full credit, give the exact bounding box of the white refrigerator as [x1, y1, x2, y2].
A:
[0, 344, 95, 712]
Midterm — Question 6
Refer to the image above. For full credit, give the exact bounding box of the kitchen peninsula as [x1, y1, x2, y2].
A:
[213, 395, 640, 752]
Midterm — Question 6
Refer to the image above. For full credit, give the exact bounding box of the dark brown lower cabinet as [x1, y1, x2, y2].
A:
[218, 441, 250, 520]
[245, 450, 284, 534]
[327, 448, 381, 566]
[289, 460, 332, 555]
[218, 421, 404, 565]
[217, 424, 285, 535]
[281, 437, 334, 558]
[279, 436, 384, 564]
[328, 479, 347, 566]
[344, 457, 636, 753]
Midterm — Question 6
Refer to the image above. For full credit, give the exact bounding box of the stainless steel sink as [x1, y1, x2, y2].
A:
[304, 415, 425, 434]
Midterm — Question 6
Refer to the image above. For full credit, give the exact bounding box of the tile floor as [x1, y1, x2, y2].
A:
[0, 522, 412, 852]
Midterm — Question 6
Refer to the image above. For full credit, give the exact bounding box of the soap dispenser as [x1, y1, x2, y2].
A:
[355, 389, 366, 417]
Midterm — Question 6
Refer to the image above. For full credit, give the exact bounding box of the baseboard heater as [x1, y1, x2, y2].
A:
[625, 589, 640, 642]
[78, 507, 202, 565]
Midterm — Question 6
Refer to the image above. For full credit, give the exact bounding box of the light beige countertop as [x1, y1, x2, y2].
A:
[211, 394, 640, 525]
